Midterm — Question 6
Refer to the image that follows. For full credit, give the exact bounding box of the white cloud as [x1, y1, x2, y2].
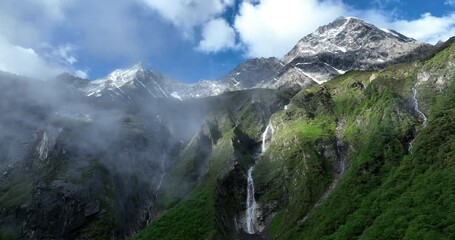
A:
[0, 0, 87, 79]
[0, 0, 145, 79]
[2, 0, 455, 78]
[74, 69, 89, 79]
[139, 0, 234, 34]
[45, 44, 78, 65]
[28, 0, 72, 21]
[197, 18, 237, 53]
[139, 0, 239, 53]
[0, 36, 64, 79]
[0, 1, 67, 47]
[389, 13, 455, 44]
[234, 0, 347, 57]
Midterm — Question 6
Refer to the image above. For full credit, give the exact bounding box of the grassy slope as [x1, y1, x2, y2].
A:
[271, 46, 455, 239]
[134, 43, 455, 239]
[134, 187, 216, 240]
[283, 79, 455, 240]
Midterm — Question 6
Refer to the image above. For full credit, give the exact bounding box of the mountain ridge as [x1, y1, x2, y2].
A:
[62, 16, 434, 101]
[1, 16, 455, 240]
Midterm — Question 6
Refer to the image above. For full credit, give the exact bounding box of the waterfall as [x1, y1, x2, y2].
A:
[156, 152, 167, 191]
[245, 121, 273, 234]
[147, 152, 167, 224]
[245, 167, 257, 234]
[261, 122, 274, 153]
[412, 86, 427, 124]
[409, 86, 427, 151]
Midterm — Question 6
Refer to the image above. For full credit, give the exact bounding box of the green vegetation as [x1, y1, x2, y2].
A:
[279, 80, 455, 240]
[135, 88, 289, 239]
[83, 214, 116, 240]
[0, 232, 14, 240]
[135, 43, 455, 239]
[133, 187, 215, 240]
[0, 172, 33, 208]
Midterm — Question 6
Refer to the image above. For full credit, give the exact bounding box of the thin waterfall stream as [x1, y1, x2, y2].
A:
[146, 151, 167, 224]
[156, 152, 167, 192]
[409, 86, 427, 151]
[245, 122, 273, 234]
[412, 86, 428, 124]
[245, 167, 257, 234]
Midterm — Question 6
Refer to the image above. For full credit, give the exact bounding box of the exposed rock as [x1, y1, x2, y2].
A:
[278, 17, 433, 85]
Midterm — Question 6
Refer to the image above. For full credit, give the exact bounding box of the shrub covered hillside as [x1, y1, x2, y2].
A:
[134, 41, 455, 239]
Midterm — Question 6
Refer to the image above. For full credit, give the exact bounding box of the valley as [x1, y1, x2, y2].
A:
[1, 17, 455, 240]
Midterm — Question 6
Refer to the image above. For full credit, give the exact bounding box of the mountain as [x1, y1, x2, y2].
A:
[2, 17, 455, 240]
[217, 57, 283, 88]
[81, 58, 284, 100]
[134, 37, 455, 240]
[275, 16, 433, 86]
[80, 17, 432, 100]
[174, 57, 284, 99]
[83, 63, 182, 101]
[175, 16, 435, 94]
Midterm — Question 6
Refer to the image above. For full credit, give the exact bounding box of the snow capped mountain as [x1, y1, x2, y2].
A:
[174, 57, 283, 98]
[76, 17, 434, 101]
[84, 63, 176, 100]
[282, 16, 422, 64]
[175, 57, 283, 98]
[276, 16, 433, 86]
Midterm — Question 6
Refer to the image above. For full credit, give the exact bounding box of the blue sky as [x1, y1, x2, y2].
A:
[1, 0, 455, 83]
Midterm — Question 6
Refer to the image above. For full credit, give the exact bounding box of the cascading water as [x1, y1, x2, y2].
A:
[245, 121, 274, 234]
[147, 152, 167, 224]
[412, 86, 427, 125]
[245, 167, 257, 234]
[156, 152, 167, 191]
[409, 86, 427, 151]
[261, 123, 273, 153]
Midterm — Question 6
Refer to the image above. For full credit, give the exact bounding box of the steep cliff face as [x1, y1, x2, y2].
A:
[249, 42, 455, 239]
[0, 74, 208, 239]
[134, 89, 293, 240]
[0, 107, 185, 239]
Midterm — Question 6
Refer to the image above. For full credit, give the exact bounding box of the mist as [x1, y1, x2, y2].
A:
[0, 70, 207, 237]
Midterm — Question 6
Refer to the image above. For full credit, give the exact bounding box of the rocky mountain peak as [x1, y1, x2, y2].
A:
[74, 17, 434, 101]
[84, 64, 173, 100]
[218, 57, 283, 88]
[276, 16, 433, 86]
[105, 63, 148, 85]
[282, 16, 422, 64]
